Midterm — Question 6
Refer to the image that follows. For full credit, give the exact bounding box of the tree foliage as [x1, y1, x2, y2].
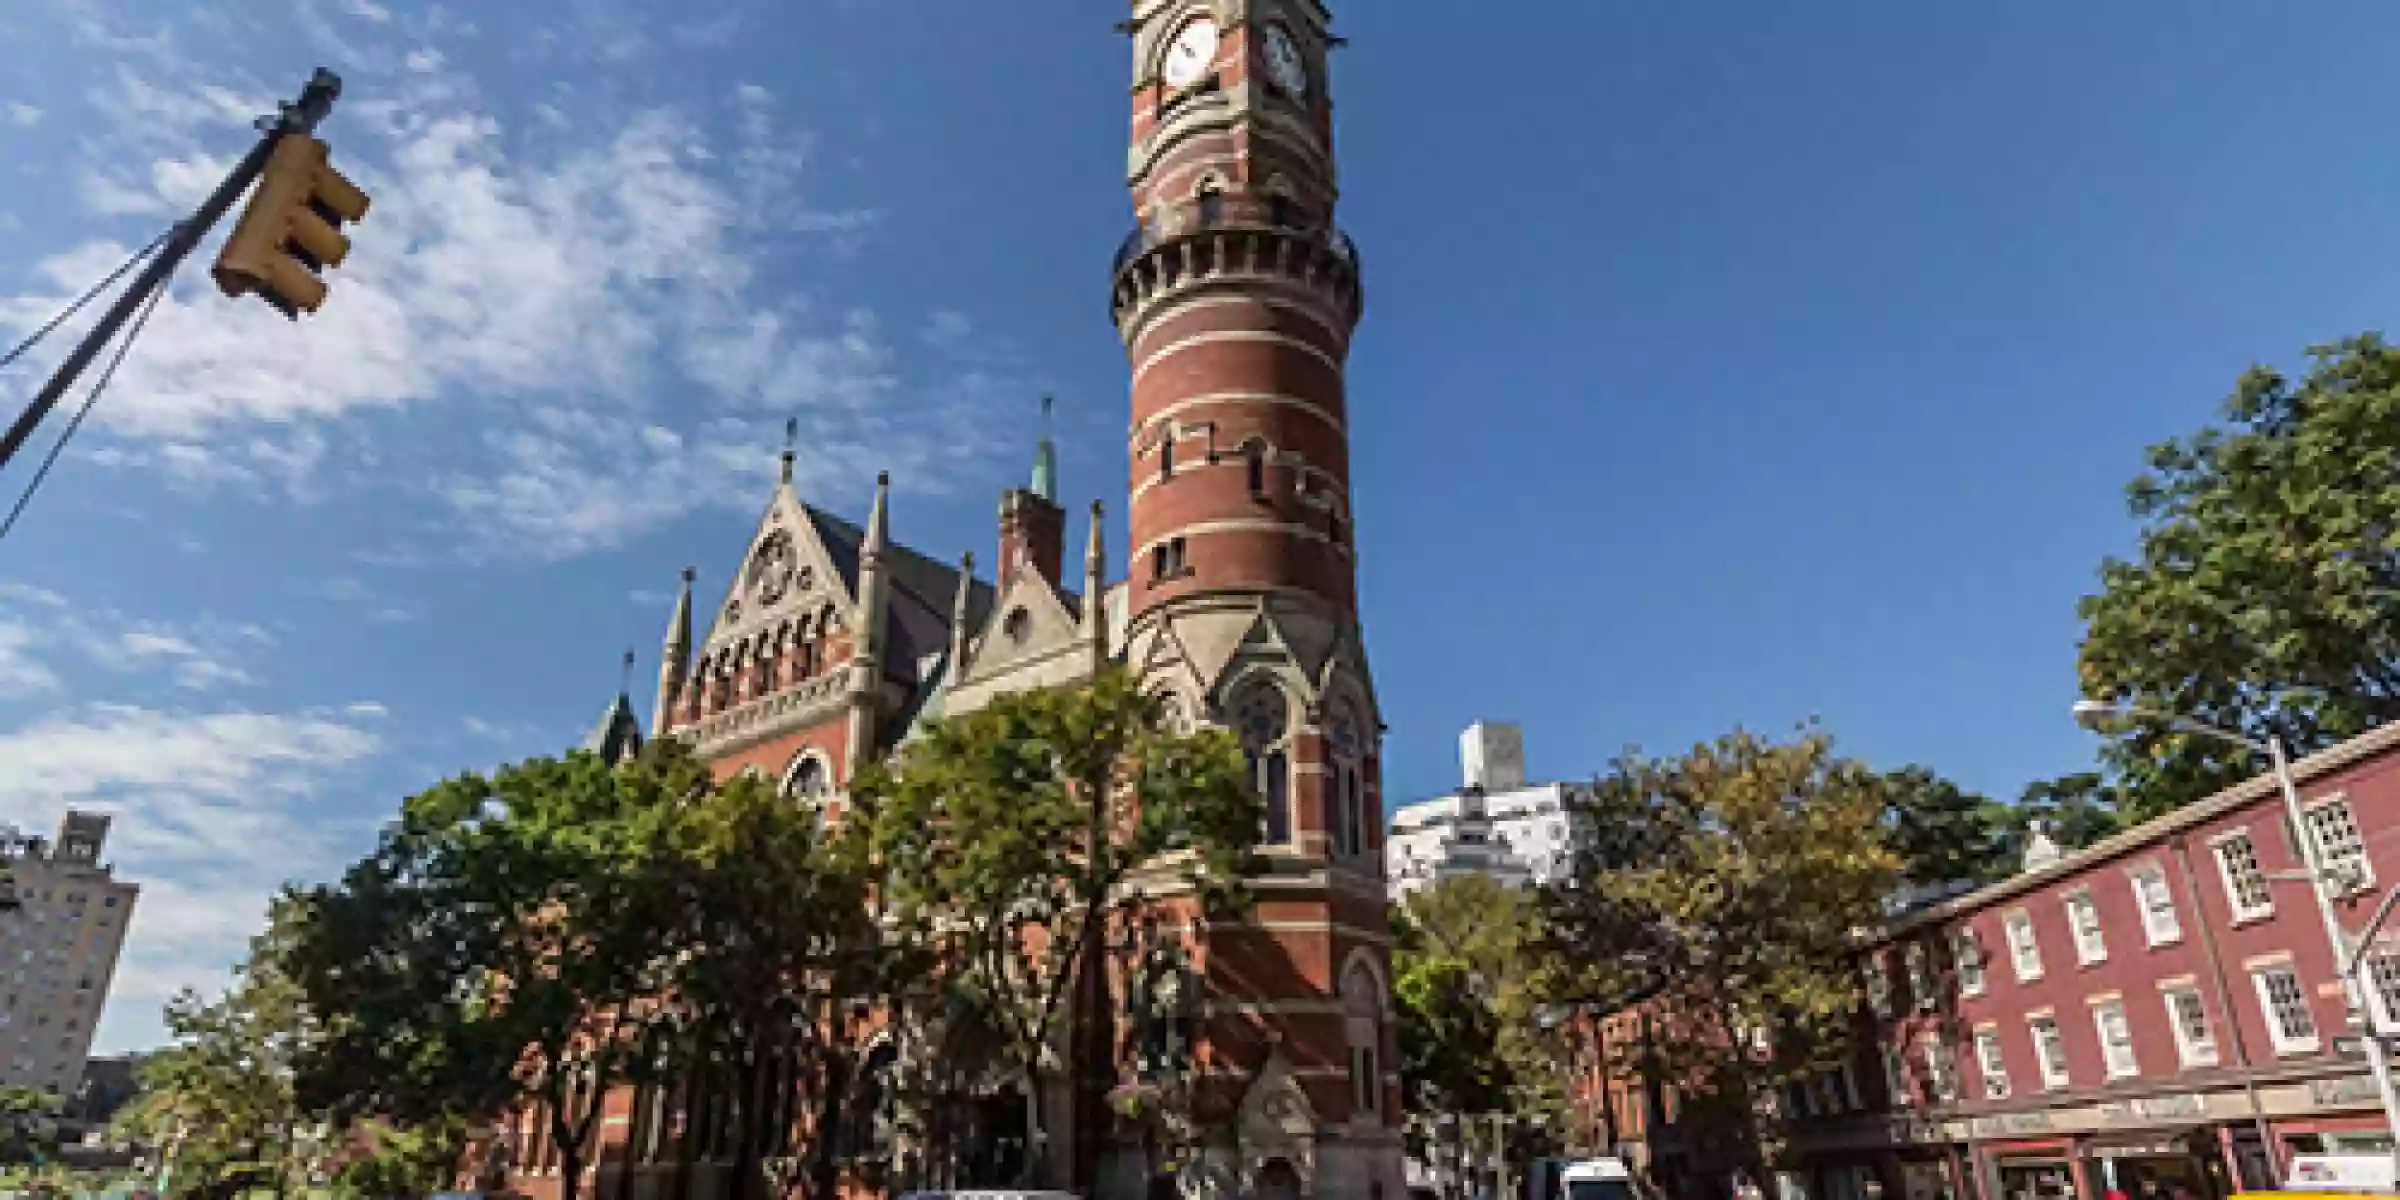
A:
[855, 667, 1261, 1184]
[1999, 773, 2124, 859]
[282, 745, 707, 1200]
[1877, 766, 2009, 889]
[2079, 334, 2400, 815]
[1539, 728, 1900, 1165]
[111, 900, 318, 1193]
[1391, 877, 1566, 1134]
[0, 1085, 57, 1164]
[666, 760, 882, 1200]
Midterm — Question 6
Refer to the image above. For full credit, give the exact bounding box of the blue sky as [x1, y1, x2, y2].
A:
[2, 1, 2397, 1051]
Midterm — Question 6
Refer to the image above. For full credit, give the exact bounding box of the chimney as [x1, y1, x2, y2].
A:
[998, 489, 1066, 587]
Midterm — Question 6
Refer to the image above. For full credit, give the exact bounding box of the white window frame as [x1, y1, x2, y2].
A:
[2303, 795, 2374, 895]
[1881, 1044, 1912, 1108]
[2028, 1014, 2070, 1090]
[1973, 1027, 2009, 1099]
[2130, 863, 2182, 946]
[1905, 943, 1935, 1010]
[2367, 951, 2400, 1035]
[2092, 998, 2139, 1078]
[1921, 1035, 1960, 1103]
[1952, 928, 1987, 997]
[1863, 957, 1893, 1019]
[2252, 963, 2321, 1055]
[2004, 908, 2043, 981]
[2161, 983, 2217, 1068]
[2212, 830, 2276, 922]
[2064, 891, 2107, 965]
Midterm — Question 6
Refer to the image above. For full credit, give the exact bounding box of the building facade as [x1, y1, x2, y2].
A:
[0, 812, 139, 1098]
[1387, 723, 1589, 900]
[497, 5, 1398, 1199]
[1596, 722, 2400, 1200]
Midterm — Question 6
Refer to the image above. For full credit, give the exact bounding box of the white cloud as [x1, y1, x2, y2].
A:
[0, 587, 264, 697]
[0, 704, 384, 1047]
[4, 103, 40, 128]
[344, 700, 389, 718]
[3, 19, 1006, 562]
[343, 0, 393, 22]
[0, 621, 60, 697]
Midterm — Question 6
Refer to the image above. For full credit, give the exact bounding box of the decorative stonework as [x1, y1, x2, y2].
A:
[678, 670, 848, 760]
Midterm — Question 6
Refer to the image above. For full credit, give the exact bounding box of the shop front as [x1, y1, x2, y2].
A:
[2080, 1132, 2224, 1200]
[1985, 1140, 2081, 1200]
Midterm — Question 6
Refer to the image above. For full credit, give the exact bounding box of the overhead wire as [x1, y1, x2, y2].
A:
[0, 226, 172, 372]
[0, 267, 173, 542]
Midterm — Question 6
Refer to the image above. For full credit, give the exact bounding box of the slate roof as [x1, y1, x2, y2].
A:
[803, 503, 998, 687]
[583, 691, 643, 765]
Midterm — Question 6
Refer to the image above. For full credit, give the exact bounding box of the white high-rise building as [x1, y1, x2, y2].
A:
[1387, 722, 1590, 900]
[0, 811, 139, 1096]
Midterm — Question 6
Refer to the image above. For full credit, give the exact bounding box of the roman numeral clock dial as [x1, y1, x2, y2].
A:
[1162, 17, 1219, 88]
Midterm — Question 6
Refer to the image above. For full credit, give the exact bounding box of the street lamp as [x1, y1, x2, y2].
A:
[2074, 698, 2400, 1180]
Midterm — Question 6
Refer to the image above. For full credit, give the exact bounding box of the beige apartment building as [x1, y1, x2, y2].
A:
[0, 811, 138, 1097]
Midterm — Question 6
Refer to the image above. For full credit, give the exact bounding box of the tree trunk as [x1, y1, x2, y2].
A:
[669, 1058, 701, 1200]
[805, 1048, 847, 1200]
[730, 1038, 768, 1200]
[1021, 1077, 1046, 1189]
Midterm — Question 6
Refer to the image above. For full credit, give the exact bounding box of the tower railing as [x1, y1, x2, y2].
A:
[1109, 213, 1364, 334]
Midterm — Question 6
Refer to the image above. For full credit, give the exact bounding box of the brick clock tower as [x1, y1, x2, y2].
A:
[1112, 1, 1397, 1197]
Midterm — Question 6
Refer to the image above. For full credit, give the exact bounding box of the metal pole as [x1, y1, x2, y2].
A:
[2267, 735, 2400, 1180]
[0, 68, 340, 475]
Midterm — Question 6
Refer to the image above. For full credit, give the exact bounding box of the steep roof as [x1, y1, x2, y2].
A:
[804, 503, 998, 685]
[582, 692, 643, 765]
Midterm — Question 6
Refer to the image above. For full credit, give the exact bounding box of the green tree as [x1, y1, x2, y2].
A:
[1539, 728, 1900, 1171]
[1390, 877, 1570, 1138]
[664, 765, 885, 1200]
[1878, 765, 2008, 889]
[283, 744, 704, 1200]
[2079, 334, 2400, 815]
[330, 1116, 466, 1200]
[1996, 773, 2125, 859]
[112, 901, 318, 1195]
[855, 668, 1261, 1189]
[0, 1085, 56, 1164]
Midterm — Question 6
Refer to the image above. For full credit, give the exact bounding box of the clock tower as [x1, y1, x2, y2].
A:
[1113, 2, 1396, 1197]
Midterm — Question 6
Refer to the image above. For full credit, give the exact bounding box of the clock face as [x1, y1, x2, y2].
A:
[1263, 25, 1308, 96]
[748, 531, 797, 606]
[1162, 18, 1219, 89]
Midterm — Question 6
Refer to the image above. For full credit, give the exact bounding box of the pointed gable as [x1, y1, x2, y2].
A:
[699, 483, 859, 654]
[959, 562, 1084, 687]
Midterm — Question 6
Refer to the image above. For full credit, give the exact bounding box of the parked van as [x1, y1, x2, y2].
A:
[1525, 1157, 1635, 1200]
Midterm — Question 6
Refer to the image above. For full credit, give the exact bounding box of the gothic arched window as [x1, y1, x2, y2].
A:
[1340, 960, 1384, 1118]
[1242, 438, 1267, 495]
[783, 753, 832, 811]
[1327, 708, 1364, 859]
[1233, 683, 1292, 844]
[1196, 179, 1225, 229]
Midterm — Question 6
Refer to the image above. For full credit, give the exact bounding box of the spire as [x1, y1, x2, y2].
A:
[779, 418, 798, 487]
[652, 567, 695, 733]
[590, 648, 643, 766]
[846, 473, 894, 770]
[1031, 395, 1058, 503]
[863, 470, 891, 558]
[950, 551, 977, 680]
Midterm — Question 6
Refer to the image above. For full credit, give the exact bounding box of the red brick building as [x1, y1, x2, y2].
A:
[488, 4, 1399, 1199]
[1596, 723, 2400, 1200]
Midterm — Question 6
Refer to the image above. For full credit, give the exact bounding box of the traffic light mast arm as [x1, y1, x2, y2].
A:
[0, 69, 341, 478]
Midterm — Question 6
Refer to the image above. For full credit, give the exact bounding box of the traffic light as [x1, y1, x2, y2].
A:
[211, 134, 371, 318]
